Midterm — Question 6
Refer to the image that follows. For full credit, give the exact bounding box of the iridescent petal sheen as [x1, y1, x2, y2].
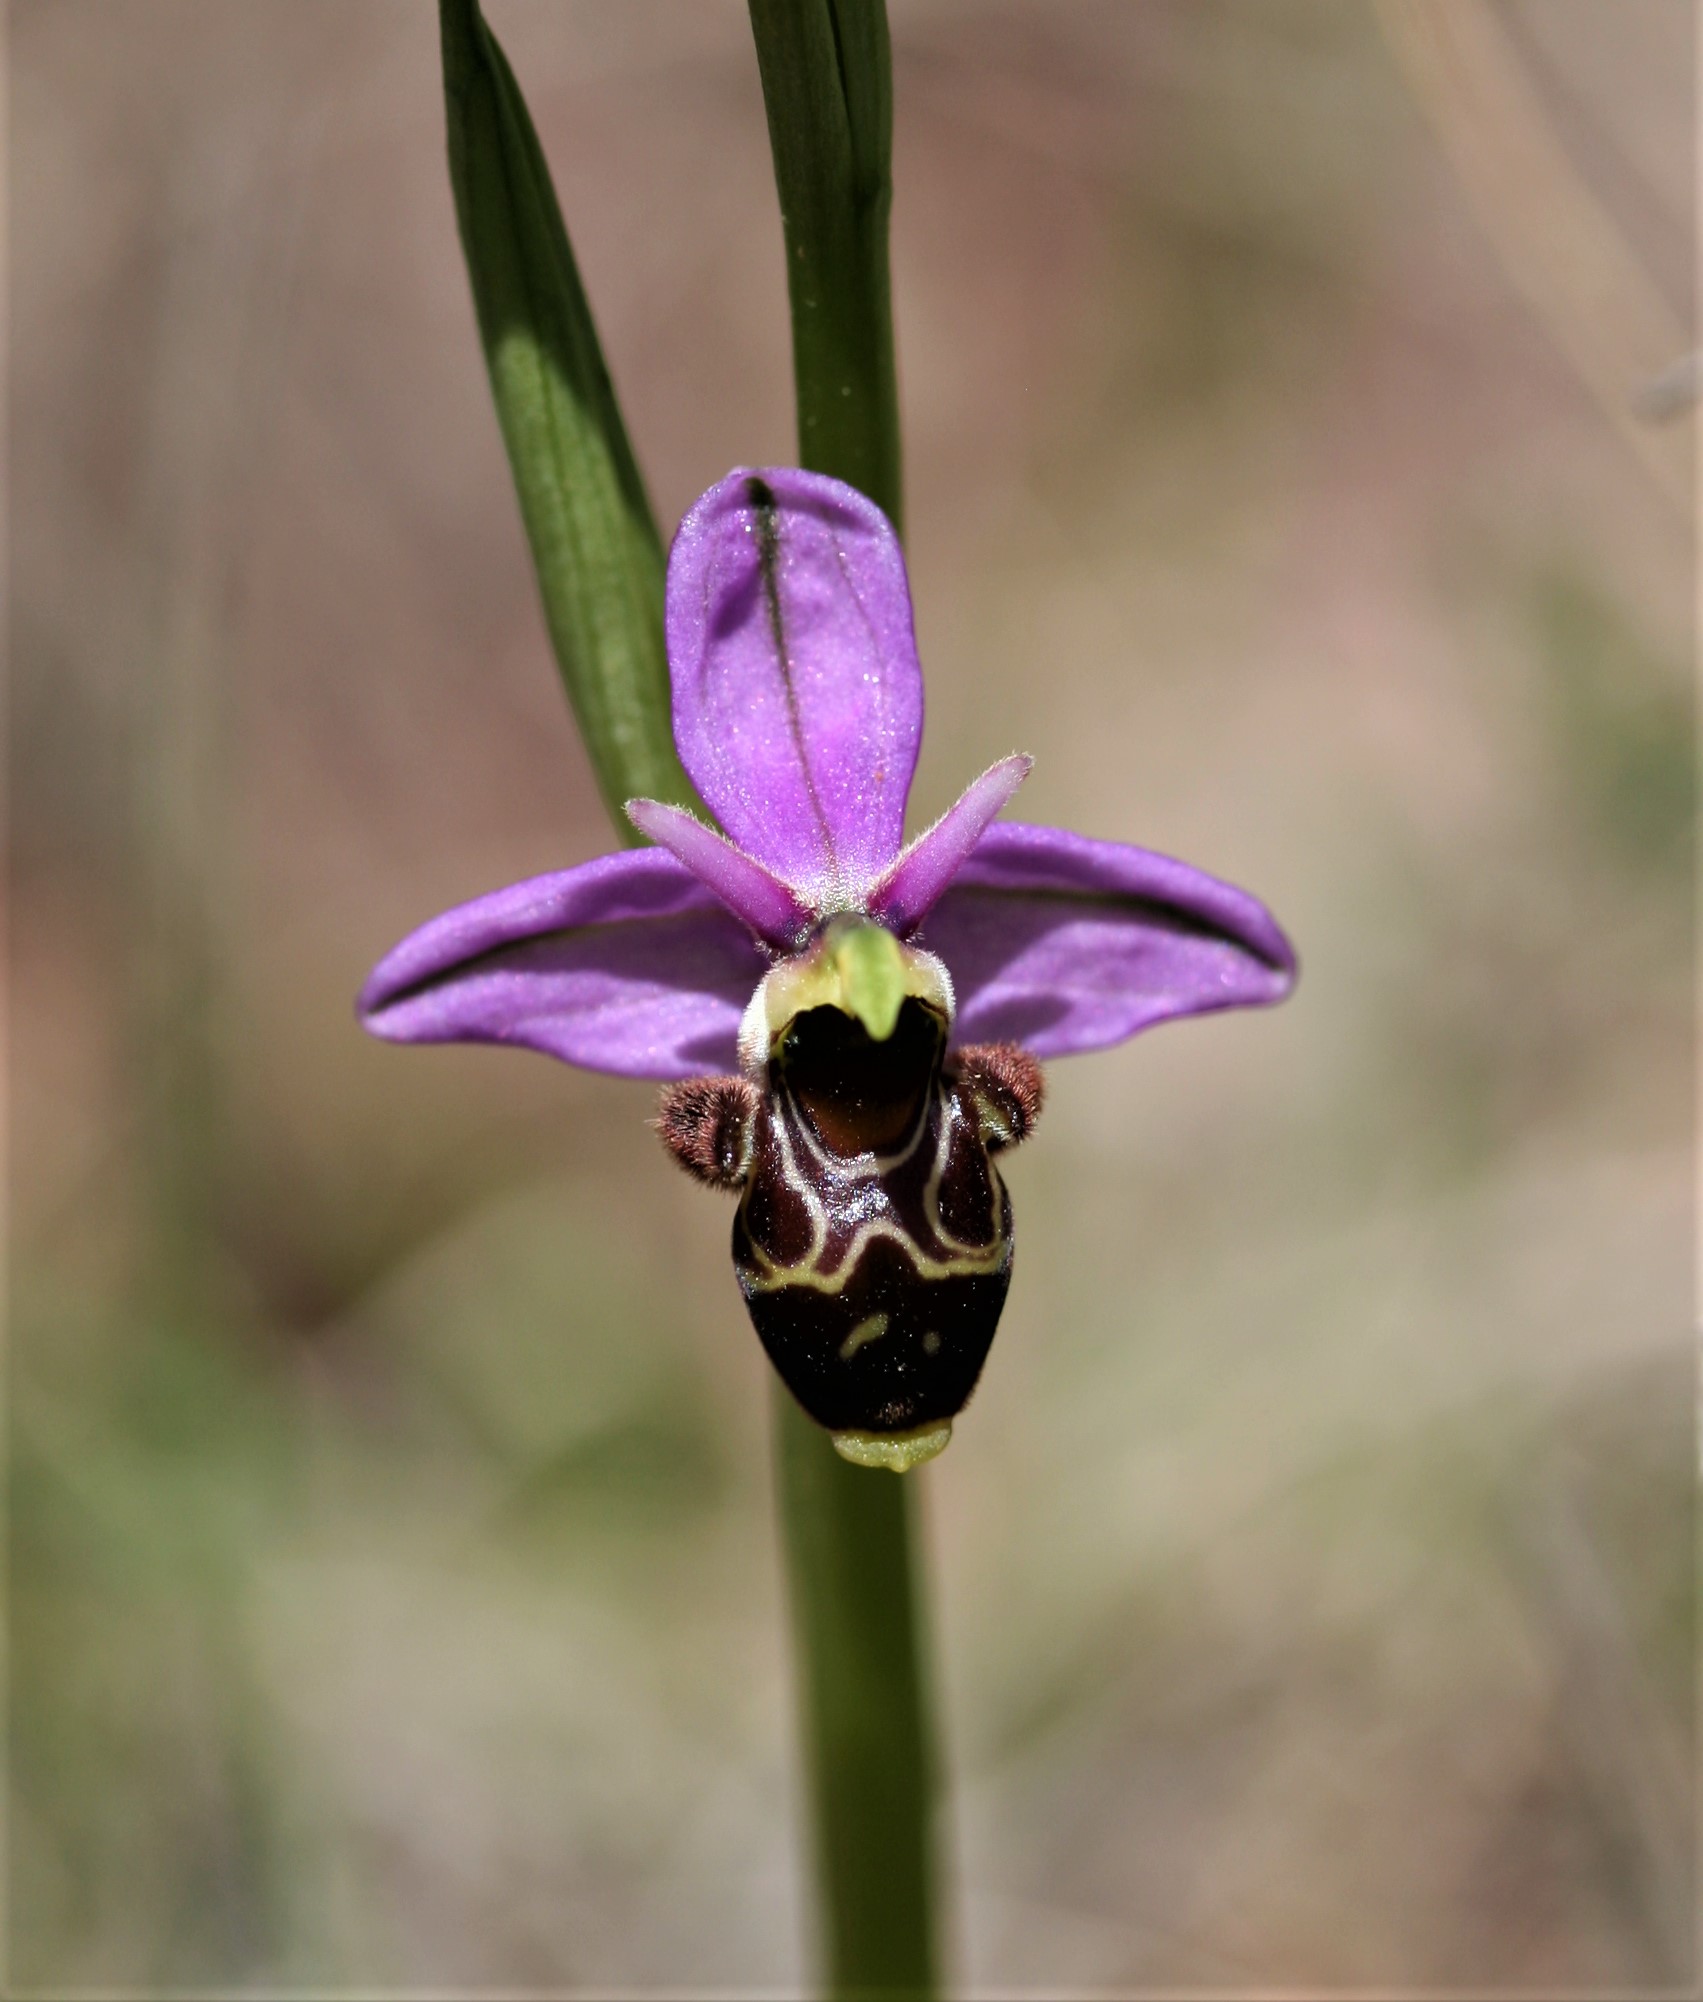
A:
[664, 466, 923, 907]
[359, 848, 767, 1080]
[921, 822, 1296, 1058]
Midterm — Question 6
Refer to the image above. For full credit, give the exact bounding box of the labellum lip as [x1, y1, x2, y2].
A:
[653, 1007, 1048, 1463]
[734, 994, 1020, 1447]
[737, 1192, 1014, 1438]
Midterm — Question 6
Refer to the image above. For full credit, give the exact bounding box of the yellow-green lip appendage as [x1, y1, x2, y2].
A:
[830, 1421, 953, 1473]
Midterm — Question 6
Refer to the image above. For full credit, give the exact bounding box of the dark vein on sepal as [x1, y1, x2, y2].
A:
[747, 475, 841, 887]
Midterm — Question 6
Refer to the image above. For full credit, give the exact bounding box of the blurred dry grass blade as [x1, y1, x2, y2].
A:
[1377, 0, 1694, 518]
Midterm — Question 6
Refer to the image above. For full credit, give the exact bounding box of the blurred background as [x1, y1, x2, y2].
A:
[11, 1, 1695, 1991]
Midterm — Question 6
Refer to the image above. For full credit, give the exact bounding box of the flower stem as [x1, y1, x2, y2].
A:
[748, 0, 903, 530]
[748, 6, 943, 1996]
[774, 1389, 940, 2000]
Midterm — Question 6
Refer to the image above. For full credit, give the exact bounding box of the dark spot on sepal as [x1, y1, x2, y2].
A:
[950, 1042, 1044, 1152]
[654, 1076, 759, 1191]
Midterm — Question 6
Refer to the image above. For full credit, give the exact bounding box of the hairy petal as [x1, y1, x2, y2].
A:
[868, 753, 1032, 932]
[626, 798, 812, 946]
[922, 822, 1296, 1059]
[359, 848, 767, 1080]
[665, 466, 923, 905]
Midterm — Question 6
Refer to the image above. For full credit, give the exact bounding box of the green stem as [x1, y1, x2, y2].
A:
[748, 0, 903, 528]
[749, 7, 942, 1996]
[774, 1387, 940, 2000]
[439, 0, 696, 826]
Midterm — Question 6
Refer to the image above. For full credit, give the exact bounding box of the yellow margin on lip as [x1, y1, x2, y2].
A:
[830, 1420, 953, 1472]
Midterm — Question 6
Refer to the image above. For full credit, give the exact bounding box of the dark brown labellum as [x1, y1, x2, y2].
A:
[732, 998, 1033, 1436]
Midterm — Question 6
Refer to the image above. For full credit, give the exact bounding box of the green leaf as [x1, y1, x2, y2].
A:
[439, 0, 695, 825]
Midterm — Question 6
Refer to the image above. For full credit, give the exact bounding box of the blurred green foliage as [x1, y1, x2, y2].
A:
[1532, 564, 1693, 873]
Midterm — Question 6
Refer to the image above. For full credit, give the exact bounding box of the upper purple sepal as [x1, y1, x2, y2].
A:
[665, 467, 924, 910]
[923, 821, 1297, 1059]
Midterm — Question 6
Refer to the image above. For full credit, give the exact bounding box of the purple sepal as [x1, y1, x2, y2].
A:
[626, 797, 812, 946]
[922, 822, 1297, 1059]
[869, 754, 1032, 933]
[665, 467, 924, 908]
[358, 848, 768, 1080]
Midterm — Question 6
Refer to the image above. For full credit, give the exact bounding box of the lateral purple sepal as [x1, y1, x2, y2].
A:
[869, 754, 1032, 933]
[665, 467, 924, 907]
[625, 797, 812, 946]
[922, 821, 1297, 1059]
[358, 847, 767, 1080]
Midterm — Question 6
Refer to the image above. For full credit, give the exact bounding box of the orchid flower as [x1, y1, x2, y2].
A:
[361, 468, 1295, 1470]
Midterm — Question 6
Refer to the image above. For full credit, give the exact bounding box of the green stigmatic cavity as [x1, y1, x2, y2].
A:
[733, 995, 1015, 1441]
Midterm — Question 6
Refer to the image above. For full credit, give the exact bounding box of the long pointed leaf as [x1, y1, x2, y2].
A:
[440, 0, 694, 822]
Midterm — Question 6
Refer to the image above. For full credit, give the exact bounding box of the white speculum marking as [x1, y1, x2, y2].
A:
[839, 1313, 890, 1360]
[739, 1075, 1010, 1297]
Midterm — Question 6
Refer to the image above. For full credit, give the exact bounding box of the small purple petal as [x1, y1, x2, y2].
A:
[922, 821, 1296, 1059]
[665, 467, 923, 907]
[868, 754, 1032, 933]
[359, 847, 768, 1081]
[626, 798, 812, 946]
